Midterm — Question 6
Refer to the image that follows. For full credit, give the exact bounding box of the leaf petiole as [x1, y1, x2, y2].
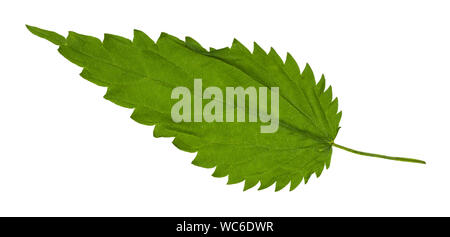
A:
[331, 142, 426, 164]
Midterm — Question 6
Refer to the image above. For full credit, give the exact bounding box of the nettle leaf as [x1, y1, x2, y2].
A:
[27, 25, 425, 191]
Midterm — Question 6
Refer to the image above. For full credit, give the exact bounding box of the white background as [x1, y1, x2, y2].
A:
[1, 0, 449, 216]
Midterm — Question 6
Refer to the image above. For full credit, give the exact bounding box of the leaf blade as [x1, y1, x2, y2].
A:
[27, 26, 342, 191]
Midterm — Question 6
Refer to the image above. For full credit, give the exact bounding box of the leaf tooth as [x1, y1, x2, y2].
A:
[301, 63, 316, 84]
[289, 175, 303, 191]
[212, 165, 230, 178]
[158, 32, 168, 40]
[185, 36, 207, 53]
[156, 32, 184, 45]
[243, 177, 259, 191]
[329, 98, 339, 114]
[315, 164, 325, 178]
[333, 97, 339, 106]
[336, 111, 342, 123]
[332, 111, 343, 137]
[285, 52, 298, 66]
[192, 153, 215, 169]
[172, 137, 197, 153]
[103, 87, 135, 108]
[133, 29, 154, 42]
[231, 39, 251, 55]
[268, 47, 284, 65]
[252, 42, 266, 56]
[274, 176, 290, 192]
[258, 175, 276, 190]
[284, 53, 301, 79]
[79, 69, 108, 87]
[67, 30, 99, 42]
[103, 33, 132, 46]
[133, 29, 157, 51]
[317, 74, 326, 94]
[227, 173, 244, 185]
[304, 172, 313, 184]
[323, 85, 333, 102]
[153, 124, 176, 138]
[57, 31, 105, 68]
[130, 107, 159, 126]
[58, 31, 103, 67]
[325, 158, 331, 169]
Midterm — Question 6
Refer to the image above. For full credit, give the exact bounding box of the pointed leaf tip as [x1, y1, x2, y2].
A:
[26, 25, 66, 46]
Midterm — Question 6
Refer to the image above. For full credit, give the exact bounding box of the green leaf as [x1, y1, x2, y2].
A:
[27, 25, 425, 191]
